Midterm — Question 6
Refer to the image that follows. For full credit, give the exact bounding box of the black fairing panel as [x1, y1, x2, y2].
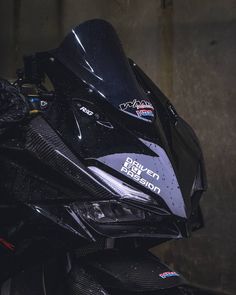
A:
[130, 62, 207, 207]
[41, 86, 204, 219]
[43, 98, 188, 218]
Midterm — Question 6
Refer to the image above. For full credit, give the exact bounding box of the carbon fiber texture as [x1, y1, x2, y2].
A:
[0, 79, 29, 128]
[0, 258, 110, 295]
[67, 264, 110, 295]
[26, 116, 114, 200]
[0, 252, 222, 295]
[81, 249, 186, 292]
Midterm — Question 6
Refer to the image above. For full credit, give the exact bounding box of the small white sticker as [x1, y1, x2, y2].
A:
[79, 106, 94, 116]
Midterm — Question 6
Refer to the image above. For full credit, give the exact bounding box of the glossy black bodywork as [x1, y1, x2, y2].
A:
[0, 19, 208, 293]
[52, 19, 154, 122]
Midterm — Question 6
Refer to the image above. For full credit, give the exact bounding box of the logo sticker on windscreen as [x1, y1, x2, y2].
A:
[119, 99, 154, 120]
[159, 272, 180, 279]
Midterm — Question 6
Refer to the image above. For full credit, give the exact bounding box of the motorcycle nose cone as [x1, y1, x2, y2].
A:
[97, 142, 187, 219]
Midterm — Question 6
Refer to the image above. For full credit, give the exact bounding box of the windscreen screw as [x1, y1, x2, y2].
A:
[49, 57, 55, 62]
[88, 89, 93, 93]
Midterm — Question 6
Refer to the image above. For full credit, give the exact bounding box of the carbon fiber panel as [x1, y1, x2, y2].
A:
[81, 249, 186, 292]
[67, 264, 110, 295]
[26, 116, 116, 200]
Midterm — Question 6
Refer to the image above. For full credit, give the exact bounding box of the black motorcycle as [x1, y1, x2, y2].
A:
[0, 19, 223, 295]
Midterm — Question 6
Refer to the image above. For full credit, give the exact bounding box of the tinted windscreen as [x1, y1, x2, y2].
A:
[52, 19, 154, 122]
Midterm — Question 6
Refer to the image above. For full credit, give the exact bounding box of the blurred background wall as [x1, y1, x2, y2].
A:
[0, 0, 235, 294]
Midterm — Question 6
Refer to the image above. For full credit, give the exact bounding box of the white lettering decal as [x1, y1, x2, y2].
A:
[120, 157, 161, 194]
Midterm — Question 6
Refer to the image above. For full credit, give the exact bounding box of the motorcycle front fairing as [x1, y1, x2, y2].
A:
[0, 18, 210, 293]
[22, 18, 206, 242]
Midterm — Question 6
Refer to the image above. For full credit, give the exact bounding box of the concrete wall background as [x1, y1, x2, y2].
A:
[0, 0, 235, 294]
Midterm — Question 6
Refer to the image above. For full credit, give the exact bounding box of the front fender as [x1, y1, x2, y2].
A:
[80, 248, 186, 292]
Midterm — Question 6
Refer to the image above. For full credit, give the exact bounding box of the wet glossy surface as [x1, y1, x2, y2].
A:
[0, 19, 206, 282]
[52, 19, 155, 122]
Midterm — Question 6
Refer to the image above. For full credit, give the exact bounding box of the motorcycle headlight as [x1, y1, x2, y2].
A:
[75, 200, 145, 224]
[71, 200, 182, 239]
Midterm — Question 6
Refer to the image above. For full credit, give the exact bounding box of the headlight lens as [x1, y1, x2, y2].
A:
[75, 200, 145, 224]
[71, 200, 183, 239]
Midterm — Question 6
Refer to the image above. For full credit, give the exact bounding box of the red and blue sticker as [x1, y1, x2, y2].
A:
[119, 99, 155, 121]
[159, 271, 179, 279]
